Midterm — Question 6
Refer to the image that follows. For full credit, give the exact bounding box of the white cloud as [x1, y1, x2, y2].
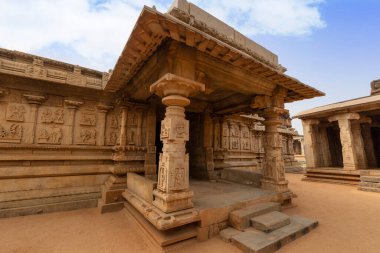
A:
[0, 0, 325, 70]
[192, 0, 326, 36]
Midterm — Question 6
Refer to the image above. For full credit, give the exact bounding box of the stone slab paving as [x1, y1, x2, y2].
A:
[250, 211, 290, 232]
[229, 202, 280, 231]
[220, 227, 242, 242]
[231, 216, 318, 253]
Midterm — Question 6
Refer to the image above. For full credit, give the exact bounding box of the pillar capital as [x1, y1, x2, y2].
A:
[64, 98, 83, 110]
[150, 73, 205, 100]
[328, 112, 360, 122]
[96, 104, 113, 113]
[23, 94, 46, 105]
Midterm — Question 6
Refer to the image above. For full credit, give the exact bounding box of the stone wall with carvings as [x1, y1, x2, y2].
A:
[207, 114, 299, 177]
[0, 83, 151, 217]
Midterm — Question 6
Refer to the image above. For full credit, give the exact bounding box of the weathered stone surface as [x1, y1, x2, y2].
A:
[220, 227, 242, 242]
[231, 215, 318, 253]
[127, 172, 157, 204]
[229, 202, 280, 231]
[250, 211, 290, 232]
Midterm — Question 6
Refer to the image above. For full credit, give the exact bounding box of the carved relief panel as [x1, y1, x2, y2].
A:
[0, 123, 23, 143]
[40, 108, 64, 124]
[37, 127, 63, 144]
[6, 104, 26, 122]
[77, 129, 96, 145]
[229, 123, 240, 150]
[80, 112, 96, 126]
[106, 113, 119, 146]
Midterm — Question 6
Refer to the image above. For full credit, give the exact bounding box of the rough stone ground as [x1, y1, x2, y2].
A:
[1, 173, 380, 253]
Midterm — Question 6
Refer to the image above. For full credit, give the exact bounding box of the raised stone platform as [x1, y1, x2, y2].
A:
[303, 168, 360, 185]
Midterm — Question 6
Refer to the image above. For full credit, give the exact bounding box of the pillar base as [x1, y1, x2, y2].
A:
[261, 177, 289, 193]
[153, 189, 194, 213]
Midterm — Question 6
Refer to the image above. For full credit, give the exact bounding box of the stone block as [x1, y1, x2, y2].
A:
[250, 211, 290, 232]
[229, 202, 280, 231]
[127, 172, 157, 204]
[360, 176, 380, 183]
[101, 186, 124, 204]
[98, 199, 124, 214]
[231, 215, 318, 253]
[220, 227, 241, 243]
[196, 226, 209, 242]
[221, 168, 262, 187]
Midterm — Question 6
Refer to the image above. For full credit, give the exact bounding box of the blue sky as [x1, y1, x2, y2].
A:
[0, 0, 379, 133]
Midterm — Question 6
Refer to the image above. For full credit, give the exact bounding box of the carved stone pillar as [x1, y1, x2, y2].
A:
[351, 120, 368, 169]
[302, 119, 320, 168]
[261, 107, 290, 196]
[150, 73, 204, 213]
[23, 94, 46, 144]
[361, 123, 377, 168]
[96, 104, 112, 146]
[328, 113, 360, 170]
[64, 99, 83, 145]
[319, 126, 332, 167]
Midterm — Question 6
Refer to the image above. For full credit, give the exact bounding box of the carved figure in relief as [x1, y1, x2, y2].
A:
[6, 104, 26, 122]
[173, 167, 185, 189]
[80, 113, 96, 126]
[160, 121, 169, 138]
[243, 139, 250, 150]
[79, 129, 96, 144]
[108, 131, 118, 145]
[109, 115, 118, 129]
[0, 124, 23, 141]
[158, 162, 166, 190]
[38, 127, 62, 144]
[41, 108, 64, 124]
[129, 130, 135, 144]
[175, 122, 186, 138]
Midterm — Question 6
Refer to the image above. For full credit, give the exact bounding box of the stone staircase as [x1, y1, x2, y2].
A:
[220, 202, 318, 253]
[358, 176, 380, 192]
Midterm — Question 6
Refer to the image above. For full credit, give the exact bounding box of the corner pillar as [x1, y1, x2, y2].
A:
[301, 119, 320, 168]
[329, 113, 360, 170]
[23, 94, 46, 144]
[261, 107, 291, 199]
[150, 73, 204, 213]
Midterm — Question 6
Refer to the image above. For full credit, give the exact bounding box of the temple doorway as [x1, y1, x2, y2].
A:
[326, 123, 343, 167]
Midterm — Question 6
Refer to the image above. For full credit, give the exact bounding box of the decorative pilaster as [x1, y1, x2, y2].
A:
[150, 73, 204, 213]
[97, 104, 112, 146]
[64, 98, 83, 145]
[301, 119, 320, 168]
[23, 94, 46, 144]
[145, 107, 157, 177]
[261, 107, 289, 195]
[328, 113, 360, 170]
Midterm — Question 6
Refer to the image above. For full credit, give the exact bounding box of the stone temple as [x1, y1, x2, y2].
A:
[0, 0, 324, 252]
[296, 79, 380, 192]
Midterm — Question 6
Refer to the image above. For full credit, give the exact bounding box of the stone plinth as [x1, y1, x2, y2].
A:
[150, 73, 205, 213]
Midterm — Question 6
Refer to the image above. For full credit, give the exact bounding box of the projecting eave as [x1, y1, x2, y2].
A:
[105, 6, 324, 103]
[294, 94, 380, 119]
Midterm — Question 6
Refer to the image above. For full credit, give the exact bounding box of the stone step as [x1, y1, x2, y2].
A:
[250, 211, 290, 233]
[229, 202, 281, 231]
[360, 176, 380, 183]
[358, 186, 380, 193]
[230, 215, 318, 253]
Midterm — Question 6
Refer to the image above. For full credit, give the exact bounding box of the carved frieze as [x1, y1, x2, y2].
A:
[80, 112, 96, 126]
[6, 104, 26, 122]
[40, 108, 64, 124]
[77, 129, 96, 145]
[37, 127, 62, 144]
[0, 124, 23, 143]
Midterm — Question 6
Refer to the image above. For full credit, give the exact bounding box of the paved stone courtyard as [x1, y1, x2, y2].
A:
[1, 174, 380, 253]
